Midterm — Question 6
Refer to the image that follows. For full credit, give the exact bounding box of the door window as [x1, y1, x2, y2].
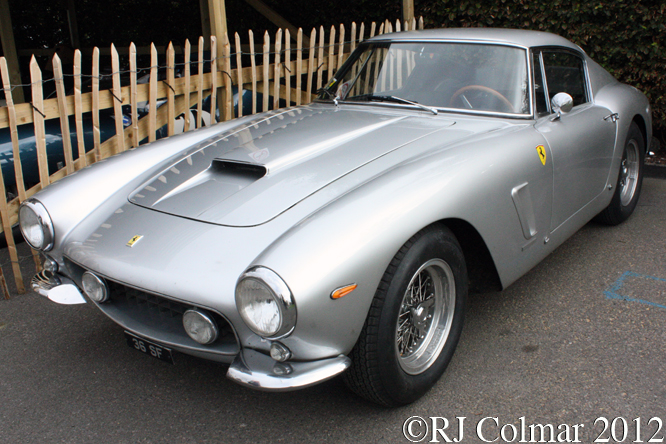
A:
[541, 51, 588, 107]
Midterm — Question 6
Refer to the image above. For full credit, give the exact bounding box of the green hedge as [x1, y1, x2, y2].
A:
[416, 0, 665, 148]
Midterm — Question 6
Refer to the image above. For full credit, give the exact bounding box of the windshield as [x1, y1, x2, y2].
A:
[325, 41, 530, 115]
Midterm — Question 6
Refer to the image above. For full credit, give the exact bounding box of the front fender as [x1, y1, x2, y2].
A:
[252, 121, 550, 360]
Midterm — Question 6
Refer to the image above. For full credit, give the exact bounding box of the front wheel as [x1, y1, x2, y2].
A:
[344, 225, 467, 406]
[595, 121, 645, 225]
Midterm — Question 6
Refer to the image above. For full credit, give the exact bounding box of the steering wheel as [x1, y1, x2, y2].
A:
[449, 85, 514, 113]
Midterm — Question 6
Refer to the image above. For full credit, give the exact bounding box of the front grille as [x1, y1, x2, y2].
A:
[107, 280, 233, 339]
[63, 257, 239, 356]
[109, 281, 188, 318]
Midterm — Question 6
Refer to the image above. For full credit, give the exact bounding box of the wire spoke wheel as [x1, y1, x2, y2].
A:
[595, 121, 644, 226]
[619, 139, 640, 207]
[395, 259, 455, 375]
[344, 226, 466, 406]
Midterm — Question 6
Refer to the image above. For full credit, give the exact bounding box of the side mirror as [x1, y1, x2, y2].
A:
[551, 92, 574, 115]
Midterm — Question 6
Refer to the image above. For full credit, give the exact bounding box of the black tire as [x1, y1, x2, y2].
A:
[344, 225, 467, 406]
[595, 122, 645, 225]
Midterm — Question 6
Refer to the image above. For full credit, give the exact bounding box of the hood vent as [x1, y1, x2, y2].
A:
[128, 160, 267, 215]
[211, 160, 267, 180]
[128, 107, 466, 227]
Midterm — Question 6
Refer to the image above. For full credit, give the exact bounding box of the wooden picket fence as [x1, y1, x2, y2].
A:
[0, 17, 424, 298]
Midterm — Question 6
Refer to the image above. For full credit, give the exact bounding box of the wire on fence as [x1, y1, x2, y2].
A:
[1, 38, 368, 93]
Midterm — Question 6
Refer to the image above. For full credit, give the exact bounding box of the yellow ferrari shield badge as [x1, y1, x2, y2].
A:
[126, 235, 143, 248]
[536, 145, 547, 165]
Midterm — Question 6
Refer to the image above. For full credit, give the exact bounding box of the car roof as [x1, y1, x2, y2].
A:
[368, 28, 584, 53]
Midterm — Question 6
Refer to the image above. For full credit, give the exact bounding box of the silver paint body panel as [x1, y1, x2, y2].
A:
[30, 29, 651, 387]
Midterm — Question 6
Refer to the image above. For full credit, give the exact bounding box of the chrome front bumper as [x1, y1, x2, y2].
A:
[227, 348, 351, 391]
[31, 270, 87, 305]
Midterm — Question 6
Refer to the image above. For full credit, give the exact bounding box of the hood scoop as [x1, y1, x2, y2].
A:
[211, 160, 267, 180]
[129, 159, 267, 217]
[129, 106, 459, 227]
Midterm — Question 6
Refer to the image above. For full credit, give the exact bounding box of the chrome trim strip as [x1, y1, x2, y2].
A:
[363, 37, 532, 51]
[227, 348, 351, 392]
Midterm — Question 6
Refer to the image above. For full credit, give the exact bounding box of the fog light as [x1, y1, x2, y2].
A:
[183, 309, 219, 345]
[270, 342, 292, 362]
[81, 271, 108, 303]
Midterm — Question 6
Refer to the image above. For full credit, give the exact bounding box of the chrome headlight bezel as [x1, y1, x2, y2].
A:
[81, 271, 109, 303]
[235, 266, 296, 339]
[18, 199, 55, 251]
[183, 309, 219, 345]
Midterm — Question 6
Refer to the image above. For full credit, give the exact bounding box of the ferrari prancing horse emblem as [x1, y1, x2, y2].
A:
[536, 145, 547, 165]
[126, 235, 143, 248]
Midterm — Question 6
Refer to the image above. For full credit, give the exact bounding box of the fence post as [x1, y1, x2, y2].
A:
[262, 32, 270, 112]
[284, 29, 291, 107]
[337, 24, 345, 73]
[273, 29, 282, 111]
[166, 42, 175, 136]
[129, 43, 140, 146]
[235, 33, 244, 118]
[306, 28, 315, 101]
[296, 29, 303, 106]
[148, 44, 158, 141]
[52, 54, 75, 175]
[29, 56, 49, 192]
[316, 26, 325, 91]
[249, 30, 257, 115]
[210, 35, 218, 124]
[92, 47, 101, 161]
[184, 39, 192, 132]
[73, 50, 86, 168]
[222, 33, 233, 120]
[0, 58, 25, 296]
[0, 58, 27, 200]
[110, 44, 125, 154]
[196, 37, 204, 128]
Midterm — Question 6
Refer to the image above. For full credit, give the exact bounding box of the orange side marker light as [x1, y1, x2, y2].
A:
[331, 284, 358, 300]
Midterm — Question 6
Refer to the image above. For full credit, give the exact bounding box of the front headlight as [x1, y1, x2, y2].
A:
[18, 200, 54, 251]
[235, 267, 296, 338]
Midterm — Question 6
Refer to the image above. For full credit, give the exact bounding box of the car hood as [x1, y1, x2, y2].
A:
[128, 106, 486, 226]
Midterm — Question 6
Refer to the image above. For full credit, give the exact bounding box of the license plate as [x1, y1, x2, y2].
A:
[124, 331, 174, 364]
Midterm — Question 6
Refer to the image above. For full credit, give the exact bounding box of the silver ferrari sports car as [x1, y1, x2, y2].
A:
[21, 28, 651, 406]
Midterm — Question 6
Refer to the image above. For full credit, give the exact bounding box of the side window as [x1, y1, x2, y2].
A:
[532, 52, 549, 115]
[542, 51, 588, 107]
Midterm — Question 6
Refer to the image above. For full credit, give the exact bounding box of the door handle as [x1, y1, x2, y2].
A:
[604, 113, 619, 122]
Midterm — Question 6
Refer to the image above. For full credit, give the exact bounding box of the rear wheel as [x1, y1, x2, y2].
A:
[595, 122, 645, 225]
[344, 225, 467, 406]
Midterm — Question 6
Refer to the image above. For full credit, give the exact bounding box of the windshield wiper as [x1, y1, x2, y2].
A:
[348, 94, 438, 115]
[316, 88, 339, 106]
